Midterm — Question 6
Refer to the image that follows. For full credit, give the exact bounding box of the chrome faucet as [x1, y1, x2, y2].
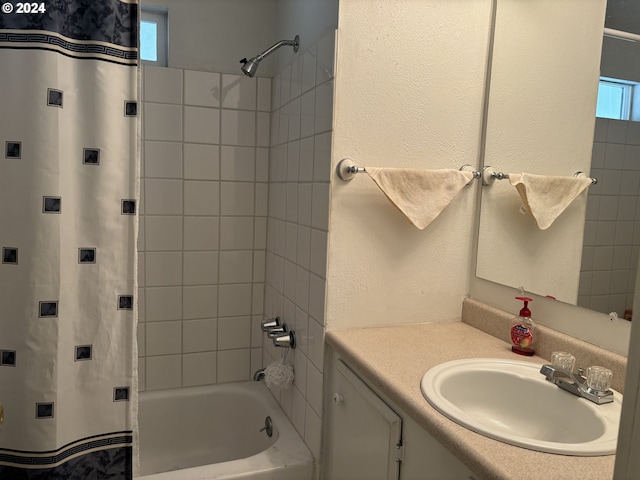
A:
[540, 364, 614, 405]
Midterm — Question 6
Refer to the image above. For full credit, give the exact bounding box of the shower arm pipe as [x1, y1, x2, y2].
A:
[603, 27, 640, 43]
[255, 36, 300, 62]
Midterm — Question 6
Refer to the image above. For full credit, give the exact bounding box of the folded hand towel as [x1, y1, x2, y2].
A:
[508, 173, 592, 230]
[366, 168, 474, 229]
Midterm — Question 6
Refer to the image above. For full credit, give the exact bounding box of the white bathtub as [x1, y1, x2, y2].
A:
[136, 381, 314, 480]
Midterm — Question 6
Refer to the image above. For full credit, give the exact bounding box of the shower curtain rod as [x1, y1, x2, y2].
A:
[603, 27, 640, 43]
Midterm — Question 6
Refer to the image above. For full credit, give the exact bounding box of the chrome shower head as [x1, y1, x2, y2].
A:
[240, 35, 300, 78]
[240, 56, 261, 78]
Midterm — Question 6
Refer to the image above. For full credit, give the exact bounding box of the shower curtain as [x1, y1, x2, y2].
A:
[0, 1, 139, 478]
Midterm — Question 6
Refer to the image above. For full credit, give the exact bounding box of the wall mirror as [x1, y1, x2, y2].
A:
[476, 0, 640, 318]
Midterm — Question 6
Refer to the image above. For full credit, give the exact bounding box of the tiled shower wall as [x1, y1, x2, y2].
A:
[137, 66, 271, 391]
[262, 31, 335, 460]
[579, 118, 640, 316]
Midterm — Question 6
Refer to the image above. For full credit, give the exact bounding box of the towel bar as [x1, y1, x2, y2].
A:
[336, 158, 481, 182]
[482, 167, 598, 186]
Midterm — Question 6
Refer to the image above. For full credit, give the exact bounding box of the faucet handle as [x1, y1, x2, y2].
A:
[551, 351, 576, 372]
[261, 316, 281, 332]
[586, 366, 613, 393]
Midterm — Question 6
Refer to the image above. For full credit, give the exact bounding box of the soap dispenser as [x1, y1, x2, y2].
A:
[510, 296, 535, 356]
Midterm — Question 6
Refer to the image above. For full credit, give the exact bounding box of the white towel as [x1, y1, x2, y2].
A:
[366, 168, 474, 229]
[508, 173, 593, 230]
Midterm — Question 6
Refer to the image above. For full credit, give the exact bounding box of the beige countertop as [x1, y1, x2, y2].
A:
[325, 321, 617, 480]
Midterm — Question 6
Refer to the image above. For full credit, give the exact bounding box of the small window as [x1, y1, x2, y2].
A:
[596, 77, 635, 120]
[141, 7, 168, 66]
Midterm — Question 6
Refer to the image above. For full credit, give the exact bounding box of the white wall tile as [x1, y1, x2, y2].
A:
[221, 110, 256, 146]
[146, 355, 181, 390]
[218, 284, 252, 316]
[316, 31, 336, 84]
[221, 182, 254, 215]
[138, 256, 146, 288]
[280, 65, 291, 105]
[218, 316, 251, 350]
[138, 288, 146, 321]
[270, 145, 287, 181]
[287, 140, 300, 182]
[311, 183, 330, 231]
[145, 286, 182, 322]
[313, 132, 332, 181]
[221, 146, 255, 181]
[307, 316, 325, 373]
[591, 142, 605, 169]
[255, 183, 269, 217]
[314, 80, 333, 134]
[627, 122, 640, 145]
[144, 103, 182, 142]
[288, 97, 301, 141]
[310, 229, 328, 276]
[257, 112, 270, 148]
[253, 251, 266, 282]
[218, 349, 250, 383]
[290, 55, 303, 100]
[183, 285, 218, 320]
[286, 184, 298, 223]
[285, 222, 298, 261]
[594, 118, 608, 142]
[219, 251, 254, 283]
[184, 216, 219, 251]
[272, 73, 281, 110]
[308, 274, 326, 325]
[284, 260, 297, 301]
[607, 119, 628, 144]
[278, 106, 289, 145]
[296, 226, 311, 269]
[257, 78, 272, 112]
[184, 143, 220, 180]
[605, 144, 625, 170]
[270, 111, 280, 147]
[145, 141, 182, 178]
[184, 106, 221, 144]
[184, 70, 221, 107]
[184, 181, 220, 216]
[183, 318, 218, 353]
[145, 179, 182, 215]
[184, 251, 218, 285]
[294, 307, 309, 355]
[299, 137, 314, 182]
[137, 323, 146, 356]
[298, 184, 312, 226]
[302, 46, 317, 94]
[145, 252, 182, 287]
[183, 352, 217, 386]
[251, 316, 264, 348]
[295, 266, 310, 313]
[145, 216, 182, 251]
[144, 67, 183, 104]
[220, 217, 254, 250]
[254, 218, 267, 250]
[256, 148, 269, 182]
[146, 321, 182, 356]
[221, 74, 257, 110]
[138, 216, 145, 252]
[252, 283, 264, 315]
[138, 358, 146, 391]
[300, 91, 315, 141]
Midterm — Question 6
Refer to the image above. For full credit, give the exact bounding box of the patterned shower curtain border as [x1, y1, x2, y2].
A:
[0, 0, 138, 65]
[0, 431, 133, 468]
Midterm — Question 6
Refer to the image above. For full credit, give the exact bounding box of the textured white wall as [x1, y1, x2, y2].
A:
[326, 0, 494, 329]
[475, 0, 605, 304]
[143, 0, 277, 75]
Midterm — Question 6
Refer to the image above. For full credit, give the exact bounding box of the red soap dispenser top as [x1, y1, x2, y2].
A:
[511, 296, 535, 356]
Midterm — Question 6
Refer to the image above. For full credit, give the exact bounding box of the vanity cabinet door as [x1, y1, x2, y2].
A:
[325, 360, 402, 480]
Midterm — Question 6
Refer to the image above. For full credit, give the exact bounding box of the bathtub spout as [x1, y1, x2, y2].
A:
[253, 368, 266, 381]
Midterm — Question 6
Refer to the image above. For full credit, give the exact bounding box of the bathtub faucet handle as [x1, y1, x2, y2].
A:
[259, 416, 273, 437]
[272, 330, 296, 349]
[261, 316, 281, 333]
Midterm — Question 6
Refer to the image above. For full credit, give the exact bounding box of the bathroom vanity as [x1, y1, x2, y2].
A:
[322, 299, 626, 480]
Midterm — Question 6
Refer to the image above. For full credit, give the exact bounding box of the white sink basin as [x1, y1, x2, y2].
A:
[420, 358, 622, 456]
